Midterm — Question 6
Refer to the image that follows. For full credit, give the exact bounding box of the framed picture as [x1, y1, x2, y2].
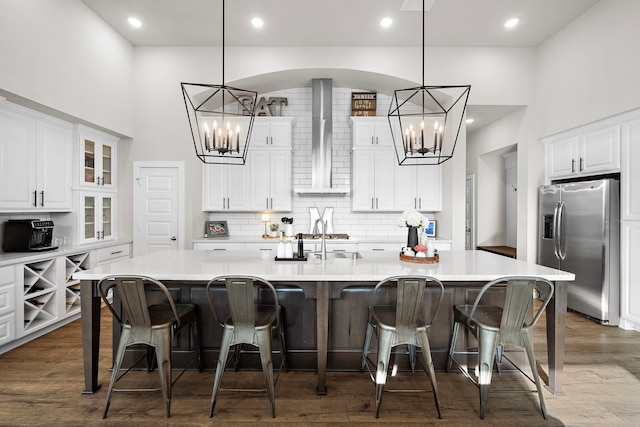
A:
[424, 220, 437, 237]
[205, 221, 228, 238]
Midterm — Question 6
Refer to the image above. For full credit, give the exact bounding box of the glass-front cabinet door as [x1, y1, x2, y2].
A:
[101, 195, 112, 239]
[79, 193, 115, 243]
[77, 125, 117, 190]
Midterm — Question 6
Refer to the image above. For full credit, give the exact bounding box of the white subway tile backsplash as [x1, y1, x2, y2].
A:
[207, 87, 429, 241]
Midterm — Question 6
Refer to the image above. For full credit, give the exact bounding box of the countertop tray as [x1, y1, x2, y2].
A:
[274, 256, 308, 262]
[399, 253, 439, 264]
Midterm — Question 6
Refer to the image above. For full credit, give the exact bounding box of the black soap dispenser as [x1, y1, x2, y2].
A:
[297, 233, 304, 258]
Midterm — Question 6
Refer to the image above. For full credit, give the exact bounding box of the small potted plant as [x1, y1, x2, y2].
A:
[269, 223, 279, 237]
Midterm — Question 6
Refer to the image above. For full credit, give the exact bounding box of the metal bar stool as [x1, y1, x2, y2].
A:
[361, 274, 444, 418]
[206, 275, 287, 418]
[97, 275, 202, 418]
[447, 276, 554, 419]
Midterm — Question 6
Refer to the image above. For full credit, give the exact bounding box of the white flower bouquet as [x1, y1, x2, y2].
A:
[398, 209, 428, 228]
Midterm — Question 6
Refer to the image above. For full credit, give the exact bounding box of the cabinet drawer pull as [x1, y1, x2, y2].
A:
[110, 250, 123, 255]
[372, 248, 385, 251]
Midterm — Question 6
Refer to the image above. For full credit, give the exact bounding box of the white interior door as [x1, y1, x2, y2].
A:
[133, 162, 184, 256]
[465, 174, 474, 250]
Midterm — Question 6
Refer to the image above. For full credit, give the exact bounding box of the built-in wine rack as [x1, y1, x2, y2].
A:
[22, 259, 57, 331]
[64, 252, 90, 314]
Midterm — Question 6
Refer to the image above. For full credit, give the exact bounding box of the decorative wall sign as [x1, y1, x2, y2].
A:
[351, 92, 377, 116]
[238, 96, 288, 116]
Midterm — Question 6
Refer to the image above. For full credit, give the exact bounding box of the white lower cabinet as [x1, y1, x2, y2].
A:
[620, 222, 640, 331]
[0, 266, 16, 347]
[95, 243, 131, 265]
[0, 243, 132, 354]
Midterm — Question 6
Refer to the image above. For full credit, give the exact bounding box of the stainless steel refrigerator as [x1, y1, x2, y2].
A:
[538, 178, 620, 325]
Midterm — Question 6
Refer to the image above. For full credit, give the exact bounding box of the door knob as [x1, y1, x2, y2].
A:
[170, 236, 177, 241]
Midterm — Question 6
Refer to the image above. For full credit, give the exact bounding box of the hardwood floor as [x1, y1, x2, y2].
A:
[1, 307, 639, 426]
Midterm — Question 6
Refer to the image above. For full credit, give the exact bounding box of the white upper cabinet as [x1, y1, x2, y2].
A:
[249, 117, 292, 211]
[352, 148, 397, 211]
[250, 117, 292, 148]
[202, 163, 251, 211]
[0, 102, 72, 211]
[351, 117, 393, 148]
[76, 125, 118, 190]
[621, 114, 640, 221]
[396, 164, 442, 212]
[249, 149, 292, 211]
[351, 116, 441, 212]
[545, 123, 620, 180]
[78, 192, 116, 243]
[202, 117, 293, 212]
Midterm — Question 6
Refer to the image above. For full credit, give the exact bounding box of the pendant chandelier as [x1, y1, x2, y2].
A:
[388, 0, 470, 166]
[181, 0, 257, 165]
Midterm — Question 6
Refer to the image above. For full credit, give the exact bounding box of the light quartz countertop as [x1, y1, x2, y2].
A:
[74, 249, 574, 283]
[0, 240, 132, 267]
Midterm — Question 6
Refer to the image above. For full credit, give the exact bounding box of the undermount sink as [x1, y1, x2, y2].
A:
[307, 251, 362, 259]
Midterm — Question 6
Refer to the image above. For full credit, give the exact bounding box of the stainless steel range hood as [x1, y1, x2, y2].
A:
[294, 78, 349, 195]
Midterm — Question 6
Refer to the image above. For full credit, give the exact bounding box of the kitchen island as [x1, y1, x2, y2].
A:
[75, 249, 574, 396]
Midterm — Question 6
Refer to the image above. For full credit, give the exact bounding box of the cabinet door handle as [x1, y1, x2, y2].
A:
[227, 197, 230, 209]
[371, 136, 374, 145]
[40, 191, 44, 207]
[376, 198, 379, 209]
[270, 136, 273, 145]
[414, 198, 417, 209]
[376, 136, 379, 145]
[571, 159, 575, 173]
[371, 198, 374, 209]
[419, 198, 422, 209]
[579, 157, 584, 172]
[270, 198, 273, 209]
[33, 191, 37, 207]
[266, 198, 269, 209]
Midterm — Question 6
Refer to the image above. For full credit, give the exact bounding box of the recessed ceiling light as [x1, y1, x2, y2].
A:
[128, 17, 142, 28]
[251, 17, 264, 28]
[504, 18, 519, 29]
[380, 17, 393, 28]
[466, 118, 475, 124]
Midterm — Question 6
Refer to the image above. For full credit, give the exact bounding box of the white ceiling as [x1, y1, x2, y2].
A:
[81, 0, 599, 47]
[80, 0, 599, 131]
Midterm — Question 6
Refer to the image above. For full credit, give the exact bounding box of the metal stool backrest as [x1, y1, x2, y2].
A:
[467, 276, 554, 344]
[98, 275, 182, 333]
[371, 275, 444, 343]
[207, 275, 280, 341]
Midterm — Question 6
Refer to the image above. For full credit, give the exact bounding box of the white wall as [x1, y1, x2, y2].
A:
[536, 0, 640, 137]
[127, 46, 535, 246]
[0, 0, 134, 137]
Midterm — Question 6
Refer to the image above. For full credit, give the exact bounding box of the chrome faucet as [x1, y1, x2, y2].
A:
[314, 217, 327, 260]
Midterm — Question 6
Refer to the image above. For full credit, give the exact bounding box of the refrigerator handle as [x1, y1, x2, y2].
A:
[553, 202, 561, 259]
[556, 201, 567, 260]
